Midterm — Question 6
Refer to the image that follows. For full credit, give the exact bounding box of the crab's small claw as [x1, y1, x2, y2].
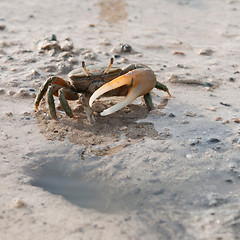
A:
[89, 68, 157, 116]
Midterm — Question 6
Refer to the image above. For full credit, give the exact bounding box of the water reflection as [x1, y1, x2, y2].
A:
[97, 0, 128, 23]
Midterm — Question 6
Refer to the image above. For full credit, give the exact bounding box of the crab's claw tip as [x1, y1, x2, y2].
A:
[89, 68, 157, 116]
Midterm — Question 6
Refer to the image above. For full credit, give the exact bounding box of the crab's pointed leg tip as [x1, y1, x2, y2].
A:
[167, 90, 172, 97]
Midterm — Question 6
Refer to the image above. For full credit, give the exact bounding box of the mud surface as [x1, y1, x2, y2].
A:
[1, 0, 240, 239]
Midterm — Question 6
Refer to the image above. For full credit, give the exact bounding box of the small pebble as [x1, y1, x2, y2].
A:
[39, 40, 60, 51]
[233, 118, 240, 123]
[206, 107, 216, 111]
[0, 25, 6, 31]
[83, 52, 97, 60]
[68, 57, 78, 64]
[60, 40, 73, 51]
[216, 117, 223, 121]
[31, 69, 41, 76]
[111, 43, 133, 54]
[176, 64, 184, 68]
[13, 199, 26, 208]
[190, 140, 200, 146]
[220, 102, 231, 107]
[22, 112, 31, 116]
[51, 34, 57, 41]
[8, 90, 16, 96]
[207, 138, 220, 143]
[58, 51, 73, 59]
[225, 179, 233, 183]
[186, 154, 194, 159]
[17, 89, 30, 97]
[222, 120, 230, 124]
[5, 112, 13, 117]
[121, 44, 132, 53]
[101, 39, 111, 46]
[199, 49, 214, 56]
[0, 88, 5, 94]
[185, 111, 196, 117]
[173, 51, 185, 55]
[169, 113, 175, 118]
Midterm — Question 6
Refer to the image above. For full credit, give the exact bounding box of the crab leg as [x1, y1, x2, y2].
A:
[143, 92, 154, 110]
[89, 68, 157, 116]
[155, 81, 171, 97]
[47, 85, 58, 119]
[34, 76, 69, 110]
[59, 89, 74, 118]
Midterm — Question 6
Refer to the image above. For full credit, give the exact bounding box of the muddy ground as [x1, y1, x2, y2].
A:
[1, 0, 240, 239]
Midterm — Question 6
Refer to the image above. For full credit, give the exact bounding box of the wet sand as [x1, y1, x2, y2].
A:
[1, 0, 240, 239]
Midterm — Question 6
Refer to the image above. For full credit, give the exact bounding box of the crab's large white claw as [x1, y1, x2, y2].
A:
[89, 68, 157, 116]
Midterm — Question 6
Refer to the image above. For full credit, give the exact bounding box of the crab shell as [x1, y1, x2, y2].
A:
[68, 66, 125, 94]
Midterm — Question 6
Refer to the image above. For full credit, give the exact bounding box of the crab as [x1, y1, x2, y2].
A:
[34, 58, 171, 121]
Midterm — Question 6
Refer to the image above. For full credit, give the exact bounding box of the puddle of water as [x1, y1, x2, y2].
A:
[29, 159, 137, 214]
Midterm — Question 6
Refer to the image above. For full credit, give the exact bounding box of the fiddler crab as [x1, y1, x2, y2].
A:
[35, 58, 171, 121]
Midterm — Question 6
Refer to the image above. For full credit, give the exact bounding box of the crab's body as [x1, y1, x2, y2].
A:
[68, 65, 128, 97]
[35, 58, 170, 121]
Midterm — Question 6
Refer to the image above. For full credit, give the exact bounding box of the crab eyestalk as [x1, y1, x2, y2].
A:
[81, 61, 91, 76]
[103, 57, 114, 74]
[89, 68, 157, 116]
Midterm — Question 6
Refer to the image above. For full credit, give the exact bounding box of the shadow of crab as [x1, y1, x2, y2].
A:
[36, 97, 167, 156]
